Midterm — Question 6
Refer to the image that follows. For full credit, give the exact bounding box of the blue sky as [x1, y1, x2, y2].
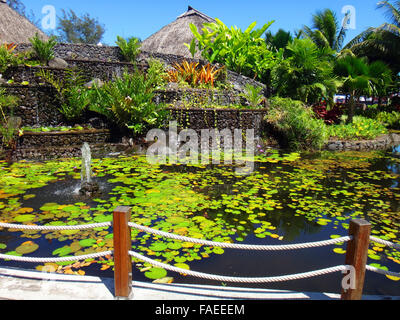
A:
[23, 0, 388, 46]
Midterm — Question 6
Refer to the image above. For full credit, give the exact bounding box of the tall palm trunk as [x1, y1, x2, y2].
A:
[347, 91, 357, 124]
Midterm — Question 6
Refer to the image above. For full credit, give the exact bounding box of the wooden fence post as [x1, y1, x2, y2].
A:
[341, 219, 371, 300]
[113, 206, 132, 299]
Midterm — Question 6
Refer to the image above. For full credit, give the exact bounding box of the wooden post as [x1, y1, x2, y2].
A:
[341, 219, 371, 300]
[113, 206, 132, 299]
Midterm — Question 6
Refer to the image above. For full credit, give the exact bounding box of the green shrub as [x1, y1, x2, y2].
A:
[37, 69, 90, 122]
[327, 116, 388, 140]
[116, 36, 141, 64]
[0, 88, 20, 149]
[90, 70, 168, 134]
[376, 111, 400, 129]
[29, 33, 57, 64]
[239, 84, 265, 108]
[146, 58, 168, 89]
[265, 97, 328, 150]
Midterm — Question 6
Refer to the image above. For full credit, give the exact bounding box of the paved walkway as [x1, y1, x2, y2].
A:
[0, 267, 398, 300]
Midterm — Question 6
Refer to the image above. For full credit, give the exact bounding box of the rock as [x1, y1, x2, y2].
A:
[85, 78, 104, 89]
[48, 57, 69, 69]
[88, 117, 106, 129]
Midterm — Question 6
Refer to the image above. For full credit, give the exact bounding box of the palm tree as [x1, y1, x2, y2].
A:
[265, 29, 293, 53]
[344, 1, 400, 74]
[301, 9, 350, 52]
[334, 56, 392, 123]
[271, 38, 340, 104]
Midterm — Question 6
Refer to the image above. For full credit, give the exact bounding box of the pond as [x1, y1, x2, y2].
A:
[0, 145, 400, 296]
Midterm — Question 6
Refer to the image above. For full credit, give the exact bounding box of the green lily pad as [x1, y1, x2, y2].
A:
[144, 267, 167, 280]
[79, 239, 97, 247]
[15, 241, 39, 255]
[14, 214, 36, 223]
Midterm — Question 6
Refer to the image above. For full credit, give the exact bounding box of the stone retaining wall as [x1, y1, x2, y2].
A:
[2, 84, 63, 127]
[324, 133, 400, 151]
[168, 107, 268, 137]
[18, 129, 112, 148]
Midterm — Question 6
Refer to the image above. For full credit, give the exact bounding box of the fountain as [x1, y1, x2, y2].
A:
[79, 142, 100, 197]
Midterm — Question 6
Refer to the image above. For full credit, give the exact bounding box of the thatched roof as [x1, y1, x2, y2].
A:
[0, 0, 48, 44]
[141, 6, 215, 59]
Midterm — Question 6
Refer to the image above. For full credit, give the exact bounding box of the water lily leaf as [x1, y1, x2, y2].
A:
[149, 243, 168, 252]
[333, 248, 346, 254]
[52, 246, 71, 257]
[79, 239, 97, 247]
[15, 241, 39, 255]
[144, 267, 167, 280]
[213, 247, 224, 255]
[14, 214, 36, 222]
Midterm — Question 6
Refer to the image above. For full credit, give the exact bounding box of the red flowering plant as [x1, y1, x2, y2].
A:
[312, 101, 344, 125]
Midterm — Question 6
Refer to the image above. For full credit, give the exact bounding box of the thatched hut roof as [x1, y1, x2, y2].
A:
[141, 6, 215, 59]
[0, 0, 48, 44]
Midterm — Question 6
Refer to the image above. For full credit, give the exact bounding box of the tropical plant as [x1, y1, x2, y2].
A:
[0, 42, 25, 73]
[239, 84, 265, 108]
[344, 1, 400, 74]
[327, 116, 388, 140]
[90, 70, 167, 134]
[146, 58, 168, 89]
[116, 36, 141, 64]
[0, 88, 20, 151]
[265, 29, 293, 54]
[301, 9, 350, 52]
[265, 97, 329, 150]
[29, 33, 58, 65]
[187, 19, 277, 82]
[334, 55, 392, 123]
[271, 38, 340, 104]
[166, 60, 223, 88]
[37, 68, 90, 122]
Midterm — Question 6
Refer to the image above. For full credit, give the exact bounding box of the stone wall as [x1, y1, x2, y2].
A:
[18, 129, 112, 148]
[324, 133, 400, 151]
[168, 107, 268, 138]
[154, 88, 243, 107]
[2, 84, 63, 127]
[15, 43, 124, 62]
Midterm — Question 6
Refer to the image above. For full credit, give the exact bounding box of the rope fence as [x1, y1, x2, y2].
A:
[0, 208, 399, 299]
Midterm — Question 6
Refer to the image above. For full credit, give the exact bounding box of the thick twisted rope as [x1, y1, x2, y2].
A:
[370, 236, 400, 250]
[128, 222, 352, 250]
[366, 265, 400, 279]
[0, 250, 113, 263]
[129, 250, 349, 283]
[0, 222, 112, 231]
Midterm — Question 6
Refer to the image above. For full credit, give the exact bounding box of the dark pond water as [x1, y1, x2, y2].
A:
[0, 145, 400, 296]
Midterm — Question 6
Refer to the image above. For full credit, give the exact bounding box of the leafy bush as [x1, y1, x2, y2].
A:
[166, 60, 223, 88]
[271, 38, 339, 104]
[376, 111, 400, 129]
[0, 88, 20, 149]
[116, 36, 141, 64]
[37, 69, 90, 122]
[327, 116, 388, 140]
[188, 19, 277, 82]
[146, 58, 168, 89]
[265, 97, 329, 150]
[0, 42, 29, 73]
[90, 70, 168, 134]
[29, 33, 57, 65]
[313, 102, 345, 124]
[239, 84, 266, 108]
